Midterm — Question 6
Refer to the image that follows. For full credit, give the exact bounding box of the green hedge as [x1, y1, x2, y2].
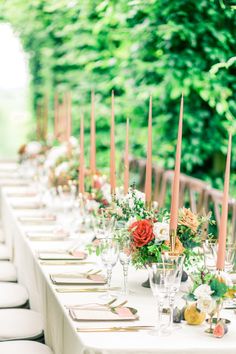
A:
[1, 0, 236, 192]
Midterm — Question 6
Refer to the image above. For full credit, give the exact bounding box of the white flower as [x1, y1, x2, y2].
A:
[86, 199, 100, 212]
[133, 189, 145, 201]
[69, 136, 78, 147]
[197, 295, 216, 314]
[25, 141, 42, 156]
[101, 183, 112, 204]
[54, 162, 69, 177]
[153, 222, 169, 242]
[216, 271, 233, 287]
[126, 216, 137, 228]
[194, 284, 213, 299]
[44, 145, 68, 168]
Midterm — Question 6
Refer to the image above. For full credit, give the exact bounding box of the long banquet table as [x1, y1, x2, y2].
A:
[0, 162, 236, 354]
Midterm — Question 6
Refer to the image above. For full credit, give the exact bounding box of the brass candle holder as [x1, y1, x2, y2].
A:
[169, 228, 177, 252]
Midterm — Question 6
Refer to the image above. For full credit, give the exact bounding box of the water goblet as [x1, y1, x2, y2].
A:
[99, 237, 119, 301]
[118, 236, 131, 298]
[161, 252, 185, 333]
[92, 211, 115, 240]
[146, 262, 168, 336]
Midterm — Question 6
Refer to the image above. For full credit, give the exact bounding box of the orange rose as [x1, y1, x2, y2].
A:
[129, 220, 154, 248]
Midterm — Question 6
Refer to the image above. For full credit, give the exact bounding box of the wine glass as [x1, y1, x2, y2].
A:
[92, 211, 115, 240]
[161, 253, 185, 334]
[202, 239, 217, 271]
[146, 262, 168, 336]
[119, 236, 131, 298]
[99, 237, 119, 301]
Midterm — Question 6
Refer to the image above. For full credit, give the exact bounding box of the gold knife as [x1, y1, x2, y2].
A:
[56, 287, 119, 293]
[76, 326, 154, 332]
[40, 261, 95, 265]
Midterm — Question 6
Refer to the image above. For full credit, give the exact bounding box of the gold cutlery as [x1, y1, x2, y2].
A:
[56, 287, 120, 293]
[65, 298, 117, 309]
[50, 269, 102, 278]
[40, 260, 95, 265]
[76, 326, 154, 332]
[66, 299, 127, 311]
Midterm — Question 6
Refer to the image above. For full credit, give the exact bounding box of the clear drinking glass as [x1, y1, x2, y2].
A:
[119, 237, 131, 298]
[92, 212, 115, 239]
[203, 239, 217, 271]
[100, 237, 119, 301]
[147, 263, 168, 336]
[161, 253, 185, 334]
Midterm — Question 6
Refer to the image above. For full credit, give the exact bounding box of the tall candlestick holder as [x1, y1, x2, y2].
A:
[169, 229, 177, 252]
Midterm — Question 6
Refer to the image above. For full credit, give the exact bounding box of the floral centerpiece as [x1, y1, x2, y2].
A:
[44, 137, 80, 188]
[85, 174, 112, 211]
[18, 141, 46, 163]
[108, 187, 213, 269]
[185, 268, 236, 336]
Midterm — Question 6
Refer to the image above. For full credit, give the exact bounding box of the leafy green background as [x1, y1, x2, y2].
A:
[1, 0, 236, 194]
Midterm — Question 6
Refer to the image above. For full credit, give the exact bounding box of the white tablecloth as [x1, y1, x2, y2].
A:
[0, 168, 236, 354]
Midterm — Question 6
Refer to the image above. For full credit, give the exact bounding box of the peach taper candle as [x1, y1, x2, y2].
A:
[124, 118, 130, 194]
[169, 94, 184, 251]
[90, 90, 96, 174]
[79, 114, 85, 194]
[216, 133, 232, 270]
[110, 90, 116, 196]
[144, 96, 152, 206]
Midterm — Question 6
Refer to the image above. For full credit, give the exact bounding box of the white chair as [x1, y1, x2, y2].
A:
[0, 309, 44, 342]
[0, 283, 29, 308]
[0, 243, 10, 260]
[0, 262, 17, 282]
[0, 341, 53, 354]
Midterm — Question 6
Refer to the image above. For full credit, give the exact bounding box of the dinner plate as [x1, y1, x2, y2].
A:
[69, 306, 138, 321]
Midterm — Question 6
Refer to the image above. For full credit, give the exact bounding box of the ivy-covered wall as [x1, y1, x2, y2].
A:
[1, 0, 236, 191]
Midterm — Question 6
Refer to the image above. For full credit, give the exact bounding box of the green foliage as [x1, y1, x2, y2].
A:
[1, 0, 236, 192]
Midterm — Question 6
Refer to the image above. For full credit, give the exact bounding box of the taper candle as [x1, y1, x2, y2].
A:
[90, 90, 96, 174]
[124, 118, 130, 194]
[169, 94, 184, 248]
[79, 114, 85, 194]
[43, 94, 48, 142]
[216, 133, 232, 270]
[144, 97, 152, 205]
[110, 90, 116, 195]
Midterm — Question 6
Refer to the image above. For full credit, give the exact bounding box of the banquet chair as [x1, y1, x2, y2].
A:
[153, 164, 164, 203]
[159, 170, 209, 213]
[0, 261, 17, 282]
[0, 341, 53, 354]
[202, 187, 236, 242]
[0, 282, 29, 309]
[0, 309, 44, 342]
[0, 243, 11, 260]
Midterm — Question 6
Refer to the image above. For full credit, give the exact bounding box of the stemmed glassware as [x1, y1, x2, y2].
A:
[92, 211, 115, 240]
[161, 252, 185, 334]
[57, 182, 77, 233]
[119, 237, 131, 298]
[99, 237, 119, 301]
[147, 262, 168, 336]
[203, 239, 236, 272]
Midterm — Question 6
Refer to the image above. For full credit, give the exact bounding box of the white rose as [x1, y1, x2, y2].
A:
[197, 295, 216, 314]
[194, 284, 213, 299]
[25, 141, 42, 156]
[217, 271, 233, 287]
[55, 162, 69, 177]
[133, 189, 145, 201]
[86, 199, 100, 212]
[126, 216, 137, 228]
[68, 136, 78, 147]
[153, 222, 169, 242]
[101, 183, 112, 204]
[45, 145, 68, 168]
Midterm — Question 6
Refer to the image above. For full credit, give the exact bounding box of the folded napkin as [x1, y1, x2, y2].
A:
[18, 215, 56, 223]
[12, 203, 43, 210]
[26, 230, 68, 241]
[69, 306, 138, 321]
[39, 250, 87, 261]
[50, 271, 105, 285]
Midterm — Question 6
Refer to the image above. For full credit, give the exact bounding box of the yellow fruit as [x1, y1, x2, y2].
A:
[184, 303, 206, 325]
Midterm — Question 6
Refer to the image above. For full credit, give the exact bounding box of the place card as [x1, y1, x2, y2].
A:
[69, 306, 138, 321]
[50, 272, 105, 285]
[39, 250, 87, 261]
